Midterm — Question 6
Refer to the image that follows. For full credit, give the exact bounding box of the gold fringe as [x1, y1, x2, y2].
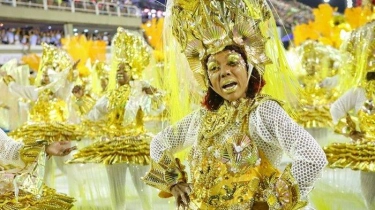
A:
[67, 135, 151, 165]
[0, 186, 74, 210]
[9, 122, 83, 145]
[324, 140, 375, 172]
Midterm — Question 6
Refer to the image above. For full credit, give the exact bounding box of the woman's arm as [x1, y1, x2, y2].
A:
[0, 129, 75, 168]
[87, 96, 109, 121]
[150, 110, 202, 161]
[251, 100, 327, 198]
[0, 129, 24, 167]
[7, 82, 39, 101]
[330, 87, 366, 124]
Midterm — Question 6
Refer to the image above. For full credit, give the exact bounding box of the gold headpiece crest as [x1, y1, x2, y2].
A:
[35, 43, 73, 85]
[111, 27, 151, 79]
[171, 0, 272, 90]
[339, 20, 375, 91]
[297, 40, 343, 77]
[39, 43, 72, 72]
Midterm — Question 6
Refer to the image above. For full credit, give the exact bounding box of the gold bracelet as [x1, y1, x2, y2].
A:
[142, 151, 188, 197]
[3, 75, 15, 86]
[19, 145, 44, 165]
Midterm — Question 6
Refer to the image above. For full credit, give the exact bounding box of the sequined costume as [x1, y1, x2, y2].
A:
[0, 59, 32, 131]
[322, 21, 375, 170]
[68, 28, 163, 166]
[323, 21, 375, 209]
[292, 41, 342, 130]
[68, 28, 163, 210]
[146, 95, 327, 209]
[68, 82, 156, 165]
[6, 45, 83, 145]
[325, 87, 375, 171]
[0, 129, 74, 209]
[5, 72, 82, 145]
[142, 0, 327, 209]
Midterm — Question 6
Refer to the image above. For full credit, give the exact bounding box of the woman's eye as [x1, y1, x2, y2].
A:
[208, 64, 219, 71]
[228, 61, 239, 66]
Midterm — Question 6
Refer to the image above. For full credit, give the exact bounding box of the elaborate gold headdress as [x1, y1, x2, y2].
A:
[107, 27, 151, 90]
[35, 43, 73, 85]
[38, 43, 72, 72]
[296, 40, 343, 77]
[163, 0, 300, 122]
[171, 0, 272, 90]
[339, 20, 375, 91]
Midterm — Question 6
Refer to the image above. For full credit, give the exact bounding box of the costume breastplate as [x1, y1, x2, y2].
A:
[29, 89, 68, 122]
[188, 96, 279, 209]
[107, 85, 131, 126]
[75, 95, 96, 116]
[358, 99, 375, 138]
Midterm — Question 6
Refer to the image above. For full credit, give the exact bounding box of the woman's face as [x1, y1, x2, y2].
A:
[41, 72, 50, 85]
[207, 50, 249, 102]
[116, 68, 130, 86]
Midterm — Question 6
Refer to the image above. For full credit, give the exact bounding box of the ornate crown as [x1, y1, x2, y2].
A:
[112, 27, 151, 80]
[35, 43, 73, 86]
[341, 20, 375, 86]
[170, 0, 272, 90]
[39, 43, 73, 72]
[296, 40, 342, 77]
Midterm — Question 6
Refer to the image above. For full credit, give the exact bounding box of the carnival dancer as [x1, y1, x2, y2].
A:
[143, 0, 327, 209]
[68, 27, 165, 210]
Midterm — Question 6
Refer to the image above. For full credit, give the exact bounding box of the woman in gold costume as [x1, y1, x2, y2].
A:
[0, 59, 31, 131]
[3, 44, 82, 146]
[2, 44, 82, 191]
[292, 40, 342, 144]
[0, 126, 75, 209]
[142, 0, 327, 209]
[68, 28, 164, 210]
[324, 21, 375, 210]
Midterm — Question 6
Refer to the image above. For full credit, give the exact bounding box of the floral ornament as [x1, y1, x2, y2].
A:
[221, 133, 260, 170]
[263, 164, 307, 210]
[142, 151, 188, 198]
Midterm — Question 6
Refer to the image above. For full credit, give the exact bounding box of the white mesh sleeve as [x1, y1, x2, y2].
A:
[150, 110, 202, 161]
[250, 100, 327, 198]
[0, 129, 24, 167]
[330, 87, 366, 124]
[87, 96, 109, 121]
[8, 82, 39, 101]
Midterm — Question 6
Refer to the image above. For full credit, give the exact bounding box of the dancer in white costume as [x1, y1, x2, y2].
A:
[324, 21, 375, 210]
[68, 28, 165, 210]
[3, 44, 82, 189]
[0, 123, 75, 209]
[0, 59, 32, 131]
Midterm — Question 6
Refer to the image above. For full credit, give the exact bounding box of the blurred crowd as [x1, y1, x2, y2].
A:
[0, 28, 63, 46]
[0, 0, 164, 47]
[0, 28, 112, 46]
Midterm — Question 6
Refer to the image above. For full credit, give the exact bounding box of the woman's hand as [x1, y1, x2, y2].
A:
[348, 131, 365, 142]
[45, 141, 77, 156]
[142, 86, 157, 95]
[170, 182, 192, 209]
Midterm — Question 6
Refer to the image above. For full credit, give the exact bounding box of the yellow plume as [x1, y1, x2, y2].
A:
[61, 35, 107, 77]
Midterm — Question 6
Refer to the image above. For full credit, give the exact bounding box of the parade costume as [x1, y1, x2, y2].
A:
[143, 0, 327, 209]
[68, 28, 165, 210]
[324, 21, 375, 209]
[0, 128, 74, 209]
[6, 44, 82, 145]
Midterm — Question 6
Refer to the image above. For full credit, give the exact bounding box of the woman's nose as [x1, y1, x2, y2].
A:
[220, 67, 231, 78]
